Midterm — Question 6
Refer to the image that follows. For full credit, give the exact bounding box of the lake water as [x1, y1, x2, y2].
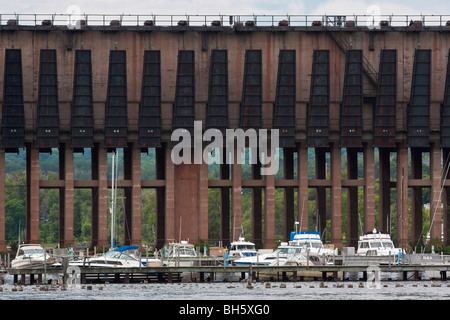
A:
[0, 273, 447, 319]
[1, 273, 449, 301]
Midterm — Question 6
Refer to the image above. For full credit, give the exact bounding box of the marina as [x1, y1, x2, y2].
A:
[4, 257, 450, 285]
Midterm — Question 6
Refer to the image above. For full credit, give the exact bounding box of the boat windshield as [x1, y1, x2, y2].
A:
[382, 242, 394, 248]
[104, 250, 138, 261]
[292, 241, 322, 249]
[231, 245, 255, 251]
[274, 247, 303, 254]
[21, 248, 45, 255]
[176, 246, 197, 256]
[370, 242, 382, 248]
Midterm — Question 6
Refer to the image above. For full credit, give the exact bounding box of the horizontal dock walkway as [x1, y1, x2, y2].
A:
[5, 264, 450, 285]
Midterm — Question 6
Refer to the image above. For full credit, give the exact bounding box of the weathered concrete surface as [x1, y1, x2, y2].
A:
[0, 27, 449, 251]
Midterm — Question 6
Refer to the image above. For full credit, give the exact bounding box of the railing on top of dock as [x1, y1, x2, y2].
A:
[0, 13, 450, 29]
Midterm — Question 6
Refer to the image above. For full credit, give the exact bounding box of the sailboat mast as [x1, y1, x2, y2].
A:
[111, 150, 117, 249]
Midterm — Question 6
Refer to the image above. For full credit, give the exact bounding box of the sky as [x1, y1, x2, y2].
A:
[2, 0, 450, 16]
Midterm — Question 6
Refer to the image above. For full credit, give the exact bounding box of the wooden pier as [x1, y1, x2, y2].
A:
[5, 264, 450, 285]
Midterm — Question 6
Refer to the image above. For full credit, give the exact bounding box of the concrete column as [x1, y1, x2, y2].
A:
[174, 161, 199, 243]
[264, 171, 276, 249]
[220, 151, 230, 245]
[315, 148, 327, 236]
[61, 143, 74, 246]
[155, 146, 166, 249]
[0, 148, 6, 252]
[198, 159, 209, 242]
[91, 143, 108, 248]
[378, 148, 391, 233]
[410, 148, 423, 245]
[284, 148, 295, 239]
[430, 143, 443, 241]
[26, 142, 40, 243]
[330, 143, 342, 248]
[297, 143, 309, 232]
[130, 143, 142, 246]
[165, 144, 175, 243]
[252, 161, 262, 247]
[347, 148, 358, 248]
[364, 143, 376, 234]
[396, 141, 408, 248]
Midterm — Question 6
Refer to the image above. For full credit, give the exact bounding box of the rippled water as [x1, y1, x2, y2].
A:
[1, 274, 449, 301]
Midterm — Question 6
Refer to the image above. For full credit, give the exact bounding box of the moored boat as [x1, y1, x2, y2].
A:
[11, 244, 56, 269]
[70, 245, 161, 268]
[289, 231, 337, 256]
[227, 237, 258, 259]
[233, 242, 303, 266]
[356, 228, 403, 256]
[161, 240, 198, 266]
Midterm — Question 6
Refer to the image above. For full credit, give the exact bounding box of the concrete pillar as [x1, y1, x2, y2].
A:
[173, 161, 200, 242]
[347, 148, 359, 248]
[264, 172, 276, 249]
[60, 143, 74, 246]
[252, 161, 262, 247]
[220, 150, 230, 245]
[91, 142, 108, 248]
[26, 142, 40, 243]
[297, 143, 309, 232]
[364, 143, 376, 234]
[155, 146, 166, 249]
[124, 143, 142, 246]
[410, 148, 423, 245]
[430, 143, 443, 241]
[284, 148, 295, 239]
[396, 141, 408, 248]
[315, 148, 327, 236]
[198, 159, 209, 242]
[0, 149, 6, 252]
[165, 144, 175, 242]
[378, 148, 391, 233]
[330, 143, 342, 248]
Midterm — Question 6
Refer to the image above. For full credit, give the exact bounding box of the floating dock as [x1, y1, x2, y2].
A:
[5, 263, 450, 285]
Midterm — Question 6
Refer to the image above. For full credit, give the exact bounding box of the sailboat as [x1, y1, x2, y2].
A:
[71, 150, 161, 268]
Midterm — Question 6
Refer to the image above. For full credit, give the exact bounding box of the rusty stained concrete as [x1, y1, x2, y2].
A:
[0, 28, 449, 251]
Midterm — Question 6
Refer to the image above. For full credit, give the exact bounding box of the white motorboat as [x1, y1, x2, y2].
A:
[289, 231, 337, 256]
[71, 245, 161, 268]
[356, 228, 403, 256]
[162, 241, 198, 266]
[227, 237, 258, 259]
[233, 243, 304, 266]
[11, 244, 56, 269]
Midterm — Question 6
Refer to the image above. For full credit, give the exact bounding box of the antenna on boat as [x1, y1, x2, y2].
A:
[110, 149, 119, 249]
[300, 197, 305, 232]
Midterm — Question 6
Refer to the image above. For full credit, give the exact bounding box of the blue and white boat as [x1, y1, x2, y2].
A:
[227, 237, 258, 259]
[70, 245, 161, 268]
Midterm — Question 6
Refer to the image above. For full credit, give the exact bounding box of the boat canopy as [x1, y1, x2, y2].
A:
[113, 245, 139, 252]
[290, 231, 320, 241]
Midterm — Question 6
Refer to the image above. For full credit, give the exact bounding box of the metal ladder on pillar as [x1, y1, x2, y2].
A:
[328, 31, 378, 89]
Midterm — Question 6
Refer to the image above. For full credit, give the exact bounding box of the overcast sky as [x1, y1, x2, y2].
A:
[2, 0, 450, 16]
